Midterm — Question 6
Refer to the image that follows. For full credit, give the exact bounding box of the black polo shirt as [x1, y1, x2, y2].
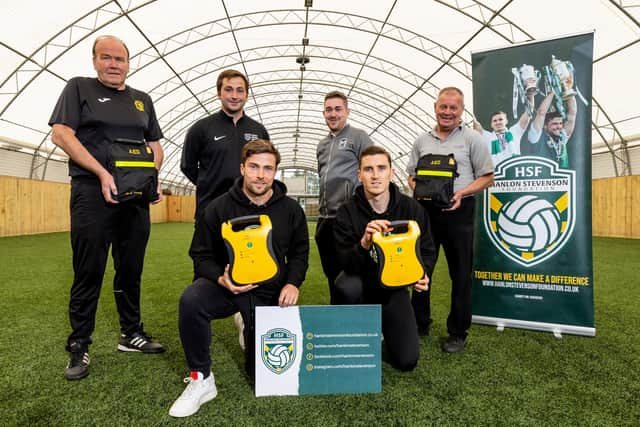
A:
[48, 77, 163, 178]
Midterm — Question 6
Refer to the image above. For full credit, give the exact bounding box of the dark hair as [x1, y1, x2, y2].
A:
[490, 111, 507, 120]
[242, 139, 280, 165]
[324, 90, 348, 108]
[92, 35, 130, 60]
[544, 111, 563, 125]
[217, 69, 249, 95]
[359, 145, 390, 167]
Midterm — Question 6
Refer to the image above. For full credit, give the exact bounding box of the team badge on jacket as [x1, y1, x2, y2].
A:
[261, 328, 296, 374]
[244, 133, 259, 142]
[483, 156, 575, 267]
[134, 100, 145, 112]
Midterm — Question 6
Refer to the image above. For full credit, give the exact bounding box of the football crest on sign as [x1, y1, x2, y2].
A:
[261, 328, 296, 374]
[483, 156, 575, 267]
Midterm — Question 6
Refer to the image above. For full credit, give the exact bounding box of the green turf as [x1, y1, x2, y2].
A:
[0, 224, 638, 426]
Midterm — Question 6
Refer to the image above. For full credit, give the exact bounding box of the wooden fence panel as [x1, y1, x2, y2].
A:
[592, 176, 639, 238]
[0, 176, 70, 237]
[1, 176, 637, 238]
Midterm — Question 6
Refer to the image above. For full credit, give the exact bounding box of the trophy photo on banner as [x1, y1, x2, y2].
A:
[512, 63, 540, 119]
[542, 55, 589, 119]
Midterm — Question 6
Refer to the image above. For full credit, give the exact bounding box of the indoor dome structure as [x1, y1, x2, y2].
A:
[1, 0, 637, 195]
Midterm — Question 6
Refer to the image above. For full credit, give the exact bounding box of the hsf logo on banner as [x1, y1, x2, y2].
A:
[484, 156, 576, 267]
[261, 328, 296, 374]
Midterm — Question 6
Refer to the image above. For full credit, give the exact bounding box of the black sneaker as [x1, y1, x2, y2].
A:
[441, 335, 466, 353]
[118, 327, 165, 354]
[65, 349, 90, 380]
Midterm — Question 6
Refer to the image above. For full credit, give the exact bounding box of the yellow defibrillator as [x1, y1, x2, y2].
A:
[221, 215, 279, 286]
[371, 220, 425, 288]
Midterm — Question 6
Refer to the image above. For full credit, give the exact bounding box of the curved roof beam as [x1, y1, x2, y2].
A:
[0, 1, 155, 116]
[127, 9, 471, 80]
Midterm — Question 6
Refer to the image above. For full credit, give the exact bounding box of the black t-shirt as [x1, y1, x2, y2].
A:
[180, 110, 270, 218]
[48, 77, 163, 177]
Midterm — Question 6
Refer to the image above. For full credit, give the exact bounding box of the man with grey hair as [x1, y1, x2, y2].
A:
[406, 87, 494, 353]
[49, 35, 165, 381]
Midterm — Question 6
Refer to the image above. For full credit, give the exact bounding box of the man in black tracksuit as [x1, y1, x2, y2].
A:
[169, 139, 309, 418]
[180, 69, 270, 220]
[334, 146, 436, 371]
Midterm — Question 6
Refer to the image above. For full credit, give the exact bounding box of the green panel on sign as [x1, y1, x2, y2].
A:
[298, 305, 381, 395]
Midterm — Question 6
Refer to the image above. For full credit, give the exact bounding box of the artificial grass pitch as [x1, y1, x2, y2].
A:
[0, 223, 638, 426]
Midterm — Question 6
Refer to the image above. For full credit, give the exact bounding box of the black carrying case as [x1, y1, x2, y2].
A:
[413, 153, 458, 209]
[109, 138, 158, 203]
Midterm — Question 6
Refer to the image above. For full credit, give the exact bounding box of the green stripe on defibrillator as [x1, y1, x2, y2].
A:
[115, 161, 155, 168]
[416, 170, 453, 177]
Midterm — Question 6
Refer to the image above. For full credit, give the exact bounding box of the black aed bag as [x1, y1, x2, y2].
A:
[371, 220, 425, 288]
[413, 153, 458, 209]
[109, 138, 158, 203]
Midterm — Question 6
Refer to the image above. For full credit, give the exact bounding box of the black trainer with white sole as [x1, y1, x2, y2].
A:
[65, 345, 90, 380]
[118, 329, 165, 354]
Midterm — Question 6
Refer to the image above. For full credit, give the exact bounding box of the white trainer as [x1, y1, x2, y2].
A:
[233, 312, 246, 351]
[168, 371, 217, 418]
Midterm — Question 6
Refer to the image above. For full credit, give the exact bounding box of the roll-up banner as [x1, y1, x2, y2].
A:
[471, 33, 595, 336]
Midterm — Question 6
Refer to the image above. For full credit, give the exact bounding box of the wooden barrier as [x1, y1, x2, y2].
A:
[0, 176, 70, 236]
[166, 194, 195, 223]
[1, 175, 637, 238]
[592, 175, 640, 239]
[0, 176, 195, 237]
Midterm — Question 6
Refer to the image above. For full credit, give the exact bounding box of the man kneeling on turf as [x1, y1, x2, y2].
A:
[333, 146, 436, 371]
[169, 139, 309, 417]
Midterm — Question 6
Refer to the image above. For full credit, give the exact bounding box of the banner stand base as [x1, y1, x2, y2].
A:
[473, 315, 595, 337]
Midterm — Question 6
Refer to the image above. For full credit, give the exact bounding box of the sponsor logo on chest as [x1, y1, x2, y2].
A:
[244, 133, 260, 142]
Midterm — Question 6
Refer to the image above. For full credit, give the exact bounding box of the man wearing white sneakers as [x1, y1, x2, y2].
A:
[169, 139, 309, 417]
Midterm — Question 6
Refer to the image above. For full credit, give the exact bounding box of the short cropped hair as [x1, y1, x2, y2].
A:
[92, 35, 130, 60]
[359, 145, 391, 168]
[437, 86, 465, 105]
[241, 139, 280, 166]
[217, 69, 249, 95]
[490, 111, 508, 120]
[544, 111, 564, 125]
[324, 90, 348, 108]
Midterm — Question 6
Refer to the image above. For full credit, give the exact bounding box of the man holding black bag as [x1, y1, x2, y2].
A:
[406, 87, 494, 353]
[50, 35, 165, 381]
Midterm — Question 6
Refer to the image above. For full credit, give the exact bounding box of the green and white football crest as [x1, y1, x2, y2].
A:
[261, 328, 296, 374]
[483, 156, 576, 267]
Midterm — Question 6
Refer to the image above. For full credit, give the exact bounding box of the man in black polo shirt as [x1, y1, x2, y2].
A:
[49, 35, 165, 381]
[180, 69, 270, 220]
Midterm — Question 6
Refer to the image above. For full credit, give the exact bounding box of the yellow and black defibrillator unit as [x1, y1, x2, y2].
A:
[221, 215, 279, 286]
[371, 220, 424, 288]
